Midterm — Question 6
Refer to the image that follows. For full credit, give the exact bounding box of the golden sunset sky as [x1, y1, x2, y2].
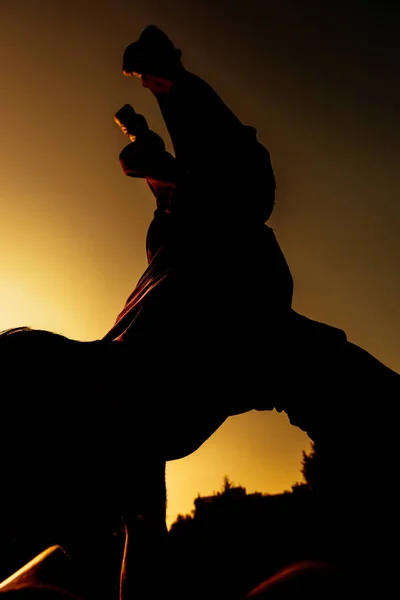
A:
[0, 0, 399, 528]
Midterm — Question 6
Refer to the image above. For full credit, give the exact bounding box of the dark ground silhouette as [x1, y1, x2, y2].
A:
[0, 443, 393, 599]
[0, 449, 322, 598]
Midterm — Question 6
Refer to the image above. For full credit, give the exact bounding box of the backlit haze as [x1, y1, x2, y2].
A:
[0, 1, 398, 528]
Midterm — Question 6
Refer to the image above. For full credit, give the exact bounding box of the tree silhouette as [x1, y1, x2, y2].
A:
[301, 442, 318, 490]
[221, 475, 234, 493]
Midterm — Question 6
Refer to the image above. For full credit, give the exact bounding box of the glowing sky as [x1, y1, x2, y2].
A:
[1, 1, 399, 528]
